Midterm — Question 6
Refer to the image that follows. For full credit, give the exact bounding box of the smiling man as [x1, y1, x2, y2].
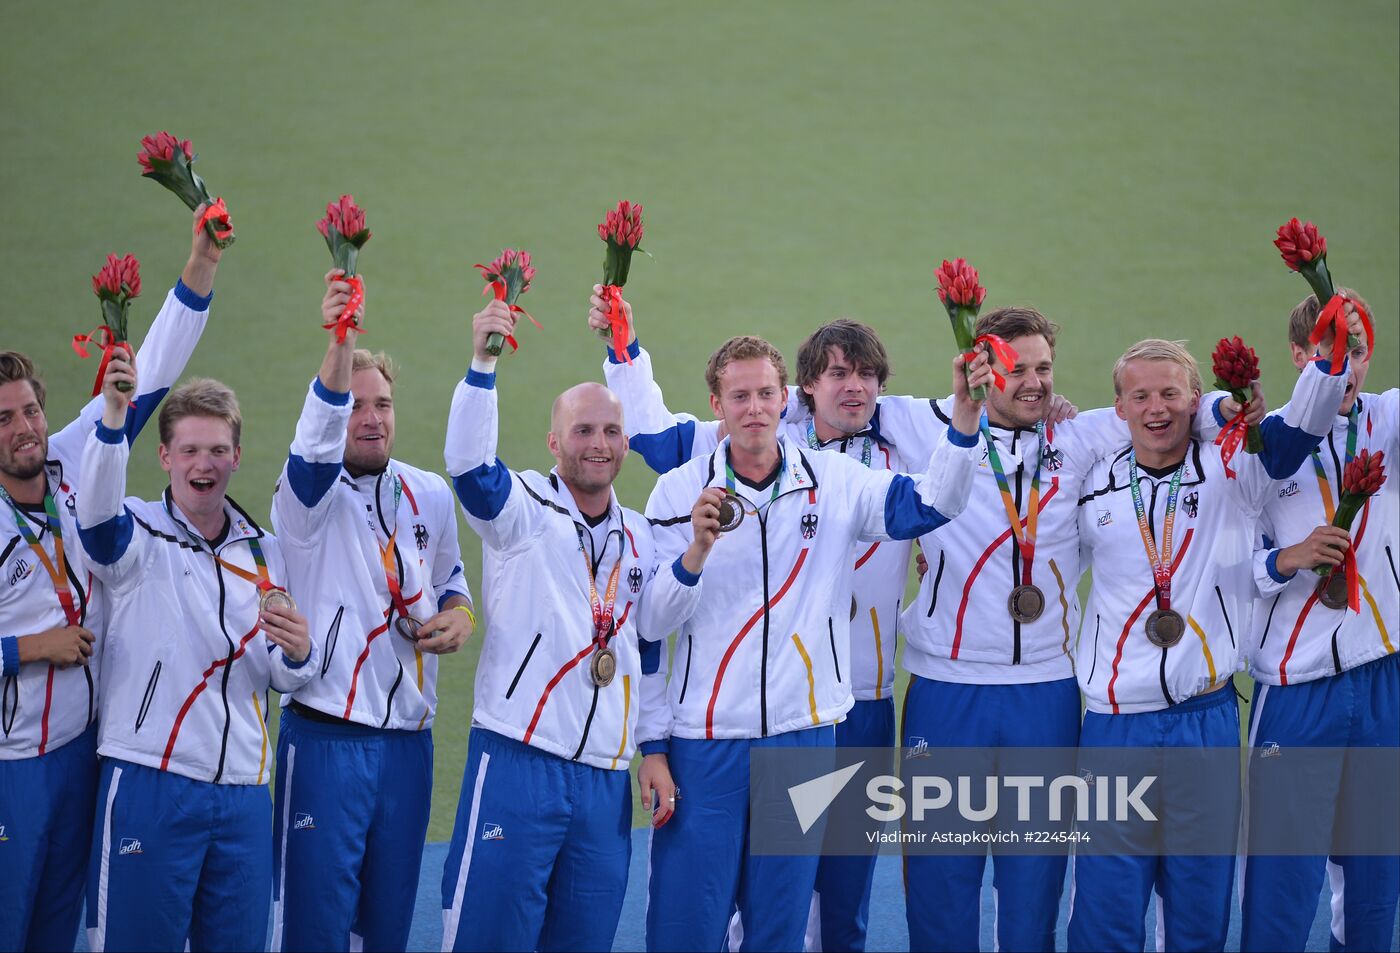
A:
[0, 206, 221, 953]
[269, 271, 474, 953]
[1068, 337, 1348, 952]
[438, 298, 672, 952]
[77, 362, 313, 952]
[638, 334, 987, 952]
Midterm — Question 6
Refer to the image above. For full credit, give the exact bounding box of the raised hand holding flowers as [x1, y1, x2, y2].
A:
[74, 254, 141, 395]
[1273, 217, 1374, 372]
[596, 200, 647, 363]
[317, 195, 371, 342]
[935, 257, 1014, 401]
[138, 132, 235, 249]
[474, 249, 541, 356]
[1210, 336, 1264, 478]
[1316, 449, 1386, 613]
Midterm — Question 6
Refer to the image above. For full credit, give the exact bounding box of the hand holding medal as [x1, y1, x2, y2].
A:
[259, 597, 310, 665]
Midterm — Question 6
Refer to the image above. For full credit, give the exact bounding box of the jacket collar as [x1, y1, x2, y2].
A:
[162, 486, 265, 552]
[1105, 439, 1208, 492]
[547, 469, 623, 531]
[706, 432, 820, 499]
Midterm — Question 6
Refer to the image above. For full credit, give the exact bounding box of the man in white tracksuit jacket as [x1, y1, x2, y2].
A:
[77, 366, 314, 952]
[438, 297, 673, 952]
[639, 334, 989, 952]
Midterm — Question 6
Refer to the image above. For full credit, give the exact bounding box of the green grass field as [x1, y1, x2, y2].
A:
[3, 1, 1395, 840]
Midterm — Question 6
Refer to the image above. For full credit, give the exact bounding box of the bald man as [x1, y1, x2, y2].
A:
[439, 300, 673, 952]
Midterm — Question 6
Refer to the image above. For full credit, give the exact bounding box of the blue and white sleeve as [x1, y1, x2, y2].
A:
[603, 342, 722, 473]
[862, 422, 979, 541]
[1241, 360, 1349, 503]
[444, 364, 538, 552]
[75, 421, 142, 584]
[271, 378, 351, 543]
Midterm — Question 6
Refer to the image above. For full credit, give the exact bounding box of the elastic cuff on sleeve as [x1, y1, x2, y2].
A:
[946, 424, 979, 448]
[1, 636, 18, 678]
[94, 421, 126, 445]
[312, 377, 351, 406]
[1211, 396, 1228, 428]
[282, 651, 311, 670]
[1312, 357, 1348, 376]
[607, 339, 642, 364]
[672, 556, 701, 587]
[639, 740, 670, 756]
[1265, 550, 1295, 583]
[173, 278, 214, 312]
[466, 368, 496, 390]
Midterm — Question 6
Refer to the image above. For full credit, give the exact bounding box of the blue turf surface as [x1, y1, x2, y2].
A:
[71, 832, 1398, 950]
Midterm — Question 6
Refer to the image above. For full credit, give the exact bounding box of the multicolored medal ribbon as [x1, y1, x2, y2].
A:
[981, 414, 1045, 622]
[0, 486, 80, 626]
[806, 419, 872, 466]
[596, 200, 647, 364]
[317, 195, 372, 342]
[474, 249, 540, 355]
[718, 458, 783, 533]
[577, 527, 624, 687]
[1128, 452, 1187, 648]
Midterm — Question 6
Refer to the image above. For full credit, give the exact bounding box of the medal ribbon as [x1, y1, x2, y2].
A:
[0, 486, 80, 626]
[1308, 293, 1374, 375]
[210, 537, 275, 595]
[725, 460, 784, 512]
[322, 275, 366, 343]
[980, 415, 1043, 586]
[71, 328, 132, 397]
[577, 527, 623, 650]
[375, 474, 415, 622]
[806, 419, 872, 467]
[602, 285, 632, 364]
[1127, 452, 1185, 611]
[1310, 409, 1361, 612]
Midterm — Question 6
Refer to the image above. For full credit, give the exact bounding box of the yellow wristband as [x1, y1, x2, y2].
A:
[454, 603, 477, 628]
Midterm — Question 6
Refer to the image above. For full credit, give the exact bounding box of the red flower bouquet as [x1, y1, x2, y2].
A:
[474, 248, 541, 356]
[1317, 449, 1386, 612]
[1273, 218, 1373, 373]
[597, 200, 647, 363]
[1210, 336, 1264, 477]
[75, 254, 141, 394]
[935, 257, 1015, 401]
[317, 195, 371, 342]
[138, 132, 234, 248]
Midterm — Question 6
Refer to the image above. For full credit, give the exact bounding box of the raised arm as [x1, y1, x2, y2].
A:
[74, 352, 145, 585]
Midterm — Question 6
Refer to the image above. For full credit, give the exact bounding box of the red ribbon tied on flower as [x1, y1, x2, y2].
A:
[71, 327, 131, 396]
[602, 285, 631, 364]
[199, 197, 234, 241]
[479, 280, 543, 353]
[968, 334, 1019, 391]
[321, 275, 366, 343]
[1215, 412, 1250, 480]
[1309, 293, 1374, 374]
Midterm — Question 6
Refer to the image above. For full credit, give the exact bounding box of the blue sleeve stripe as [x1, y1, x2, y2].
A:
[946, 425, 978, 448]
[1211, 396, 1228, 428]
[1, 636, 18, 678]
[883, 474, 952, 540]
[94, 421, 125, 445]
[640, 638, 662, 675]
[672, 556, 701, 587]
[312, 377, 351, 406]
[1265, 550, 1294, 583]
[281, 651, 311, 669]
[451, 461, 513, 520]
[466, 369, 496, 389]
[639, 740, 670, 755]
[124, 386, 168, 445]
[1256, 414, 1324, 479]
[173, 278, 213, 312]
[286, 453, 342, 508]
[607, 339, 643, 365]
[77, 511, 134, 565]
[630, 419, 697, 475]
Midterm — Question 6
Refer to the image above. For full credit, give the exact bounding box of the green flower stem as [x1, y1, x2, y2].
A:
[1314, 494, 1364, 576]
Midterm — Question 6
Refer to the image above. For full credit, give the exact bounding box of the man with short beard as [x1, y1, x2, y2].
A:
[77, 364, 313, 952]
[1068, 338, 1346, 952]
[438, 299, 673, 952]
[0, 206, 222, 953]
[1235, 293, 1397, 953]
[269, 271, 475, 953]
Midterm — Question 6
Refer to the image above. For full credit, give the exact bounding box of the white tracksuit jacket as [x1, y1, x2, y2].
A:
[445, 369, 666, 769]
[603, 342, 913, 702]
[76, 424, 315, 784]
[271, 379, 471, 730]
[0, 280, 212, 760]
[641, 428, 978, 742]
[1075, 361, 1346, 713]
[1246, 388, 1398, 686]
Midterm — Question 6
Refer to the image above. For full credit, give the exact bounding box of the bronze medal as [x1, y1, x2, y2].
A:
[1145, 608, 1186, 648]
[395, 616, 422, 642]
[259, 587, 296, 614]
[1317, 572, 1349, 611]
[716, 492, 745, 533]
[1007, 584, 1045, 623]
[590, 646, 617, 687]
